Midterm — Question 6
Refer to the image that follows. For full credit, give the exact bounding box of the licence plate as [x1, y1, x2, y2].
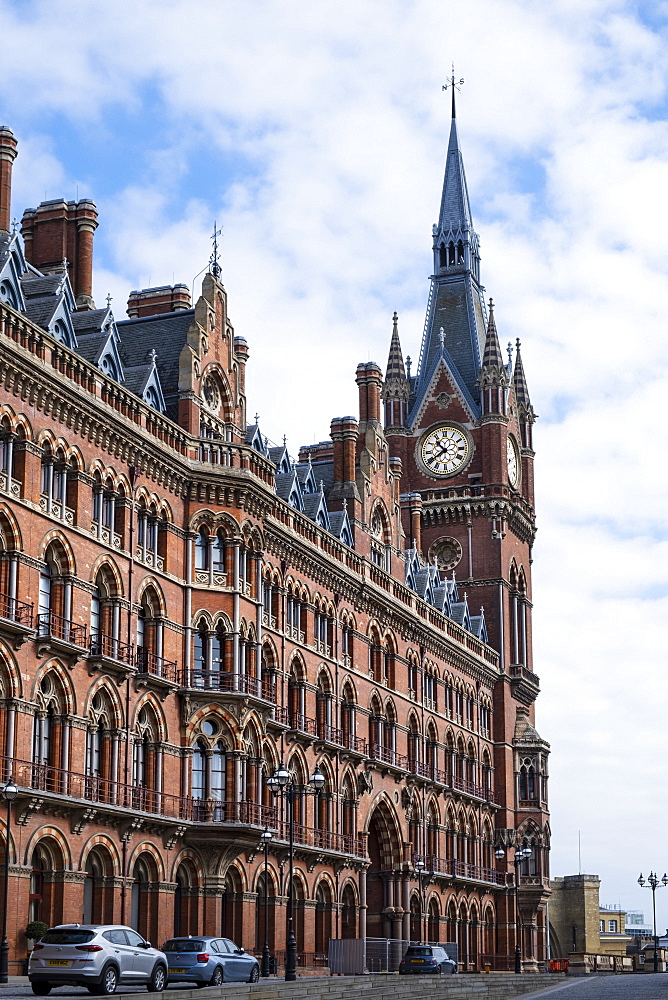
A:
[169, 968, 185, 974]
[411, 959, 423, 963]
[48, 960, 71, 966]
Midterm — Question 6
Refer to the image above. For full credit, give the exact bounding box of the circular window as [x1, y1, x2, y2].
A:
[428, 536, 463, 572]
[92, 692, 102, 711]
[201, 719, 218, 737]
[40, 675, 53, 696]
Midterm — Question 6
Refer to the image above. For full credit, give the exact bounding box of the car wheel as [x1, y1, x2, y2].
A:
[31, 985, 52, 996]
[210, 966, 224, 987]
[99, 964, 119, 995]
[247, 964, 260, 983]
[437, 964, 443, 974]
[148, 964, 167, 992]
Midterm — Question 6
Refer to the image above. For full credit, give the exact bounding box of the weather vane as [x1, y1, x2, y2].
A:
[442, 63, 464, 117]
[209, 221, 222, 280]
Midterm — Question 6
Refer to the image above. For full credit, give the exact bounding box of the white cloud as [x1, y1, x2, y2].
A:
[2, 0, 668, 929]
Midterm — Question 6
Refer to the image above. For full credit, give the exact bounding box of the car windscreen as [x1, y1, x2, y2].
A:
[162, 940, 206, 952]
[405, 947, 432, 956]
[41, 931, 95, 945]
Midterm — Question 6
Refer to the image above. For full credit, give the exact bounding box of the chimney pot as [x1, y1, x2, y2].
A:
[0, 127, 18, 235]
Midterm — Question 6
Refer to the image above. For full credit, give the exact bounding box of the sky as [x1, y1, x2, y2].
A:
[2, 0, 668, 933]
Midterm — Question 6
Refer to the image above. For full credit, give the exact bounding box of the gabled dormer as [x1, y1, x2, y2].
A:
[123, 349, 167, 413]
[303, 487, 330, 530]
[0, 232, 27, 312]
[72, 307, 125, 383]
[246, 420, 269, 457]
[269, 443, 292, 475]
[275, 469, 304, 512]
[20, 269, 77, 348]
[295, 456, 317, 495]
[329, 505, 354, 547]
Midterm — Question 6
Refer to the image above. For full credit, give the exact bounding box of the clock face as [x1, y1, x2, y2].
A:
[507, 435, 519, 487]
[421, 425, 470, 477]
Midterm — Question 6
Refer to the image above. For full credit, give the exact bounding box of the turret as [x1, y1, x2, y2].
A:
[478, 299, 509, 417]
[382, 312, 409, 429]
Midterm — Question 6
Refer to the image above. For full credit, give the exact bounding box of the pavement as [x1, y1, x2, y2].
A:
[513, 974, 668, 999]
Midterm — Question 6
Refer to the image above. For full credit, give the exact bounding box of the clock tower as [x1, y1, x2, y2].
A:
[383, 87, 550, 963]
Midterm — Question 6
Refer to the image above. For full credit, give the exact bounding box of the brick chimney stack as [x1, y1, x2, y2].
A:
[21, 198, 99, 309]
[0, 127, 18, 235]
[126, 284, 192, 318]
[355, 362, 383, 428]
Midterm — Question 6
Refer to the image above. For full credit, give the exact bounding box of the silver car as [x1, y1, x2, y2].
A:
[28, 924, 168, 995]
[163, 936, 260, 985]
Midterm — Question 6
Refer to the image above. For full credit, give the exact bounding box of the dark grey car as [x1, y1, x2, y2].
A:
[163, 936, 260, 986]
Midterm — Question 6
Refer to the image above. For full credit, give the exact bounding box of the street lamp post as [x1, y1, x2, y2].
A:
[638, 872, 668, 973]
[496, 842, 532, 974]
[0, 777, 18, 984]
[266, 763, 325, 981]
[260, 827, 273, 978]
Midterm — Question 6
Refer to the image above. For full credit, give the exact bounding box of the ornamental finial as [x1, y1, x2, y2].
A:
[442, 63, 464, 118]
[209, 221, 222, 280]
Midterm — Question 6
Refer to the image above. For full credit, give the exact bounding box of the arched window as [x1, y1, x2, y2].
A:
[195, 527, 209, 572]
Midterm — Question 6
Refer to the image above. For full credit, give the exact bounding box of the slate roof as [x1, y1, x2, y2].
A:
[122, 363, 153, 396]
[513, 339, 532, 410]
[116, 310, 194, 417]
[74, 332, 108, 365]
[71, 308, 111, 334]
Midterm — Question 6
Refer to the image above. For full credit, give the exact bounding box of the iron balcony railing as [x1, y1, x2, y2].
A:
[37, 611, 87, 647]
[0, 591, 33, 628]
[89, 631, 134, 666]
[136, 648, 179, 683]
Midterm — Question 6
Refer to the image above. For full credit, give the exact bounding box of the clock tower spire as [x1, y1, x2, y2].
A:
[386, 92, 549, 967]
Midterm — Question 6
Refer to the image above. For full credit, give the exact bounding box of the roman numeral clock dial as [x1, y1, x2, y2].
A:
[420, 425, 470, 477]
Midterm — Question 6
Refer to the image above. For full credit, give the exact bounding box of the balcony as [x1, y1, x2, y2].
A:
[136, 648, 179, 690]
[286, 625, 304, 643]
[181, 669, 263, 699]
[262, 611, 277, 628]
[420, 854, 505, 886]
[4, 752, 276, 830]
[316, 723, 367, 757]
[187, 799, 275, 826]
[87, 632, 135, 680]
[289, 712, 318, 740]
[0, 591, 34, 647]
[313, 640, 331, 657]
[37, 612, 87, 663]
[275, 819, 366, 858]
[369, 743, 409, 771]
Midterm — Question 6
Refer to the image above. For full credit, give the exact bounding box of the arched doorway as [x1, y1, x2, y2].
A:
[341, 883, 357, 939]
[366, 801, 402, 939]
[255, 869, 275, 955]
[83, 846, 114, 924]
[427, 896, 440, 944]
[314, 881, 332, 956]
[174, 859, 200, 937]
[130, 853, 159, 943]
[222, 867, 243, 944]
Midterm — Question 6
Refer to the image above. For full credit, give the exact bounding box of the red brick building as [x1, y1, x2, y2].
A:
[0, 104, 549, 975]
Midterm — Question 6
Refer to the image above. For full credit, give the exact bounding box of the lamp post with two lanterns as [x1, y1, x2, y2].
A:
[496, 842, 533, 974]
[638, 872, 668, 973]
[265, 762, 325, 981]
[0, 776, 18, 984]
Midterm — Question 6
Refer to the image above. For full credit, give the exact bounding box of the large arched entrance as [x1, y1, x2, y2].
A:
[366, 800, 402, 940]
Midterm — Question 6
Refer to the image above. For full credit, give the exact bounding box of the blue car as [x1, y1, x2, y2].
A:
[163, 936, 260, 986]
